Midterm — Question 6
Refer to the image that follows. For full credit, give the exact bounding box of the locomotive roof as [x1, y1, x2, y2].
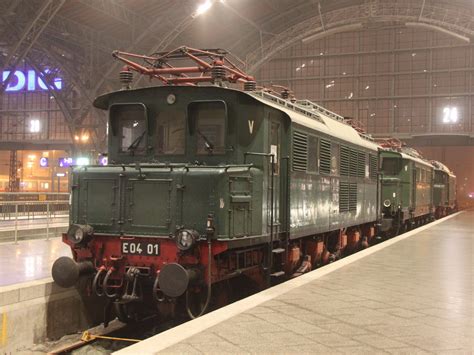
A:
[381, 148, 434, 169]
[248, 90, 380, 152]
[431, 160, 456, 177]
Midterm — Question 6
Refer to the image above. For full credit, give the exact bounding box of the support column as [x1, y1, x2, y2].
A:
[8, 150, 19, 192]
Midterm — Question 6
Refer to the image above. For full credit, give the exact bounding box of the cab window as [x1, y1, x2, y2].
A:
[110, 104, 147, 155]
[381, 157, 401, 175]
[189, 101, 226, 155]
[157, 111, 185, 155]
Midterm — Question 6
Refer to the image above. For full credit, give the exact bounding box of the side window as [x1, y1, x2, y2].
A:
[189, 101, 226, 155]
[157, 111, 185, 155]
[110, 104, 147, 155]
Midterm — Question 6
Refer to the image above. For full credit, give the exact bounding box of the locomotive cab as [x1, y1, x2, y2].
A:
[432, 160, 457, 218]
[53, 83, 292, 323]
[96, 86, 280, 168]
[379, 149, 434, 234]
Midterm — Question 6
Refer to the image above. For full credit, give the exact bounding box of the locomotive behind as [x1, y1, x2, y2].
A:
[52, 47, 456, 324]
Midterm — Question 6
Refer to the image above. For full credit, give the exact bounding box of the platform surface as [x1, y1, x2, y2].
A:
[0, 238, 71, 287]
[117, 211, 473, 354]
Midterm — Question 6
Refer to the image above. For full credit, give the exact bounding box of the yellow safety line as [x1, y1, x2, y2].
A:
[1, 313, 6, 347]
[81, 331, 140, 343]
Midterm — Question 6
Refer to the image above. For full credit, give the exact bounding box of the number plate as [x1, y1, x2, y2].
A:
[121, 241, 160, 256]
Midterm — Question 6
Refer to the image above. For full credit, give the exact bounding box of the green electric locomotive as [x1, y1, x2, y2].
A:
[52, 47, 457, 323]
[379, 145, 435, 235]
[431, 160, 457, 218]
[52, 47, 382, 322]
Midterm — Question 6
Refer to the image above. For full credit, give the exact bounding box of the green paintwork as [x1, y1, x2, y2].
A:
[71, 85, 380, 248]
[380, 150, 433, 222]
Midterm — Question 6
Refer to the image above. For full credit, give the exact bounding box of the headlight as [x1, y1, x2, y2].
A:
[67, 224, 93, 244]
[383, 199, 391, 208]
[176, 229, 198, 251]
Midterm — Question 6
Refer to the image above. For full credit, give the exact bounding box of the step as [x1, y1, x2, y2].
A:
[270, 271, 285, 277]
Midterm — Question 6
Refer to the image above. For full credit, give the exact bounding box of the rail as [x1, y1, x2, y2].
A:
[0, 200, 69, 221]
[0, 192, 69, 202]
[0, 201, 69, 243]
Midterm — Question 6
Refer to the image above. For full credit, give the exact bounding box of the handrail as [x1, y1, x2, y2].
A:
[244, 151, 275, 287]
[250, 90, 375, 142]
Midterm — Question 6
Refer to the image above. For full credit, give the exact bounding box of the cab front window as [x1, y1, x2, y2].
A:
[381, 157, 402, 175]
[157, 111, 185, 155]
[189, 101, 226, 155]
[110, 104, 147, 155]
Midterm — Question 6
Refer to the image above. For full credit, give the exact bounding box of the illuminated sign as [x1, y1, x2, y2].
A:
[76, 157, 90, 166]
[2, 69, 62, 92]
[39, 157, 49, 167]
[56, 173, 66, 177]
[99, 156, 108, 166]
[58, 157, 73, 167]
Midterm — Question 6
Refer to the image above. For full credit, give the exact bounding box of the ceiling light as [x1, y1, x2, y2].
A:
[195, 0, 213, 16]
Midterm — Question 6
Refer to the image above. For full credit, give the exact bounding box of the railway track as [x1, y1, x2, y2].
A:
[47, 315, 185, 354]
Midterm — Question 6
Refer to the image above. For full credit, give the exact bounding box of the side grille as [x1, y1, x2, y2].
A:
[350, 149, 358, 176]
[339, 181, 357, 213]
[339, 181, 349, 212]
[357, 152, 366, 178]
[349, 183, 357, 211]
[319, 139, 331, 174]
[340, 146, 366, 178]
[340, 146, 350, 177]
[292, 131, 308, 172]
[369, 154, 378, 180]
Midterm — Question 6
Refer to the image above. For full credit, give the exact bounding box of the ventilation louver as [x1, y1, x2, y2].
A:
[292, 131, 308, 172]
[319, 139, 331, 174]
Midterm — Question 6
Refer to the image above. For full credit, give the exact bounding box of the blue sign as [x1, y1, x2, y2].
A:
[99, 156, 108, 166]
[39, 157, 49, 167]
[2, 69, 62, 92]
[58, 157, 73, 167]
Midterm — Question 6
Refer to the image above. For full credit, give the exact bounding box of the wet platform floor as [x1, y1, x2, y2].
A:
[0, 238, 71, 287]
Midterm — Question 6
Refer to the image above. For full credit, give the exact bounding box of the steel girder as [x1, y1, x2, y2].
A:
[245, 1, 474, 74]
[0, 0, 103, 151]
[96, 4, 196, 92]
[1, 0, 66, 90]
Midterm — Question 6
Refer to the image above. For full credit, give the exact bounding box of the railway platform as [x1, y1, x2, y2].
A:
[0, 217, 68, 243]
[117, 210, 473, 354]
[0, 238, 70, 287]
